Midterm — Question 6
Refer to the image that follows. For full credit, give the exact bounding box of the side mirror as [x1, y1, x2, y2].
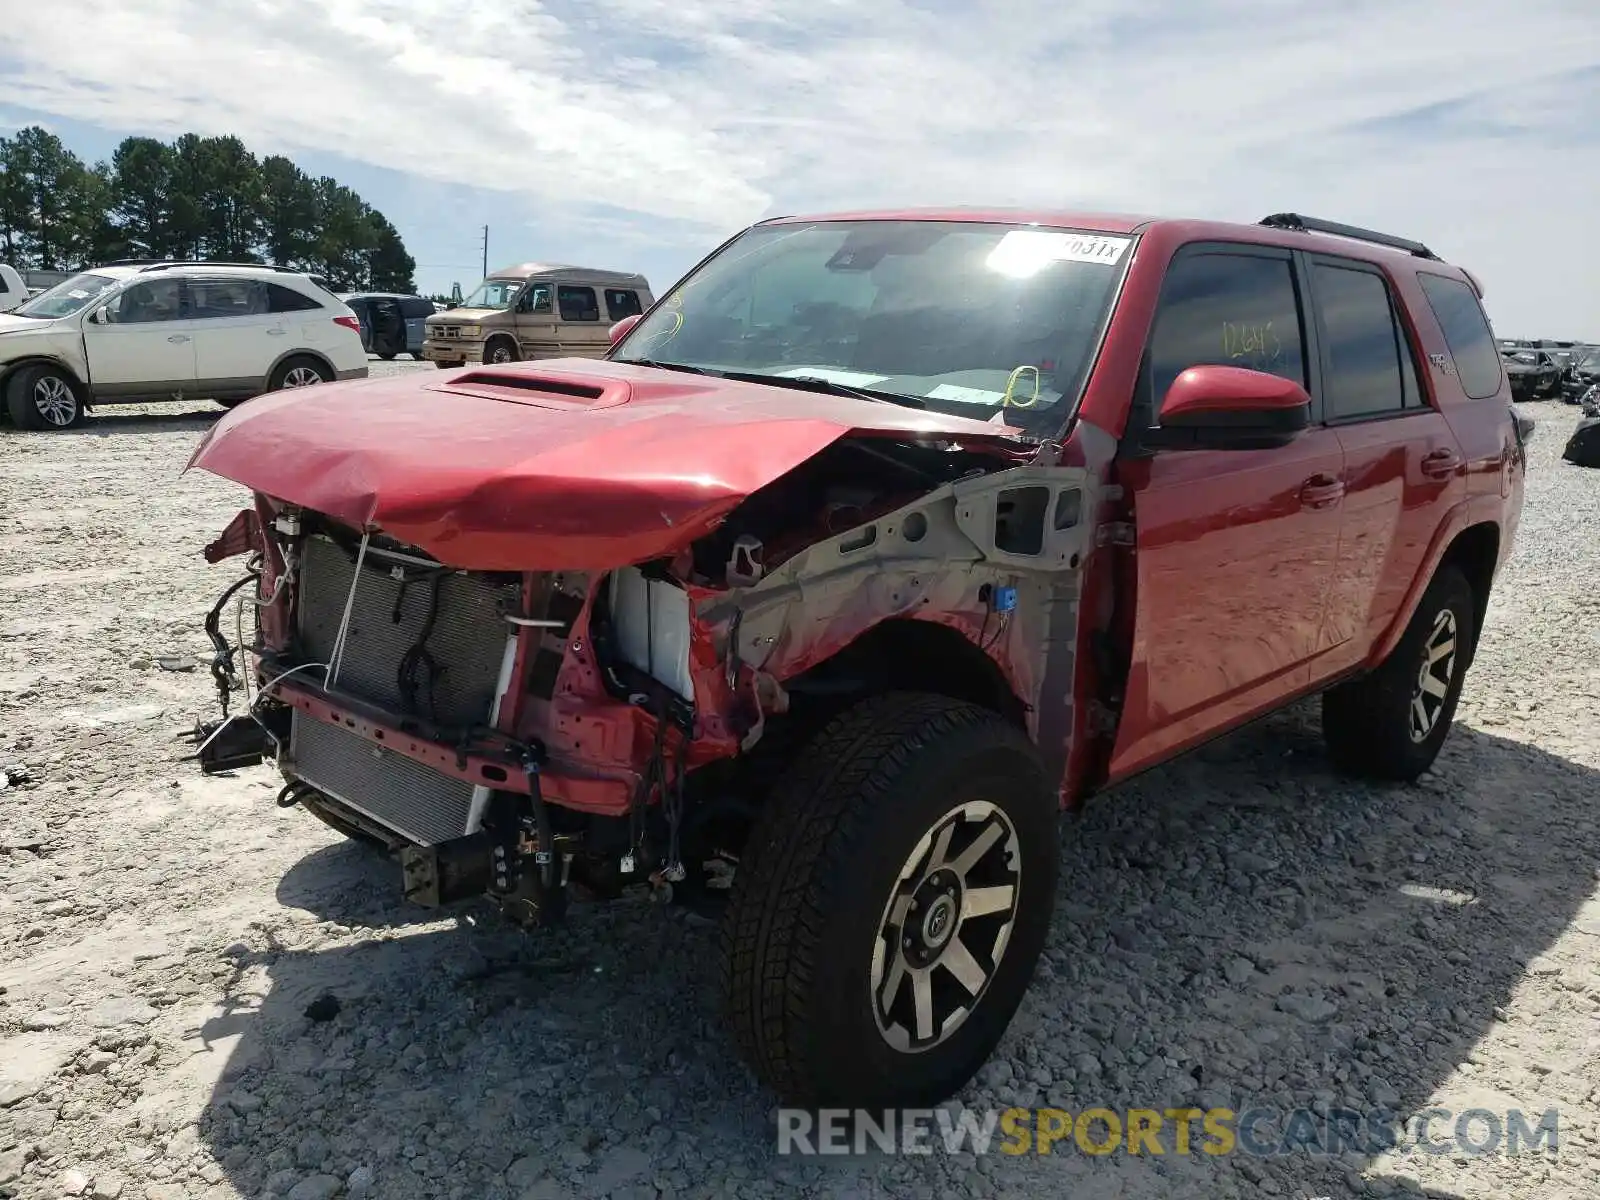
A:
[1145, 364, 1310, 451]
[608, 313, 643, 345]
[90, 305, 110, 325]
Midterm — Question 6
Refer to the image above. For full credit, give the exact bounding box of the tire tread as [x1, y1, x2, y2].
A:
[719, 691, 1040, 1103]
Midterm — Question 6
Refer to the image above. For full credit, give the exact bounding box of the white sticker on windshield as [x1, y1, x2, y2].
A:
[67, 289, 90, 298]
[927, 384, 1008, 406]
[986, 230, 1132, 278]
[773, 367, 891, 387]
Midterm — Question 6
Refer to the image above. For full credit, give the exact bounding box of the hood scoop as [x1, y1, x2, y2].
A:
[436, 368, 632, 410]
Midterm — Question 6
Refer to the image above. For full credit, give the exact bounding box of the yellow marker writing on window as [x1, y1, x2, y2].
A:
[1003, 364, 1041, 408]
[639, 309, 684, 354]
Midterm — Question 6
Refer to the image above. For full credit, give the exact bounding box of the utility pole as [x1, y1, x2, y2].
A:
[481, 225, 489, 278]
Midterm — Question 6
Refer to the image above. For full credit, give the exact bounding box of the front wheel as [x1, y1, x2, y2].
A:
[1322, 565, 1475, 780]
[484, 338, 519, 365]
[6, 365, 85, 430]
[719, 692, 1058, 1107]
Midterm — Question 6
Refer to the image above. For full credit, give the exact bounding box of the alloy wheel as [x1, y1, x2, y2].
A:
[283, 366, 325, 388]
[32, 375, 77, 426]
[1409, 607, 1458, 743]
[870, 799, 1021, 1053]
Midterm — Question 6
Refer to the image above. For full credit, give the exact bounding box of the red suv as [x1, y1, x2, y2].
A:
[190, 209, 1525, 1108]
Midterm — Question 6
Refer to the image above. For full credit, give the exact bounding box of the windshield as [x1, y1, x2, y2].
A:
[611, 220, 1134, 431]
[1577, 354, 1600, 375]
[459, 279, 524, 310]
[1504, 352, 1540, 365]
[15, 273, 120, 319]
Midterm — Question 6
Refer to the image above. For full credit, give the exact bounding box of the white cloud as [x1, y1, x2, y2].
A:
[1, 0, 1597, 331]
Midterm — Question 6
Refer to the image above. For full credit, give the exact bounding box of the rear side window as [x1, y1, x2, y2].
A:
[558, 285, 600, 322]
[400, 298, 435, 319]
[1148, 251, 1306, 406]
[604, 289, 642, 320]
[189, 278, 267, 318]
[1314, 263, 1413, 420]
[1417, 273, 1502, 399]
[267, 283, 322, 313]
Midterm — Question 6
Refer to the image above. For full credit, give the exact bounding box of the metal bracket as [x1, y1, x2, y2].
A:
[1096, 522, 1135, 548]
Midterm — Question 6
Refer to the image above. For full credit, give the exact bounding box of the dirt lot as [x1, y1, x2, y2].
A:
[2, 375, 1598, 1200]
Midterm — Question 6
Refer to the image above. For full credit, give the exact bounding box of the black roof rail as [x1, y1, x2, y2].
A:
[1259, 213, 1441, 261]
[134, 260, 304, 274]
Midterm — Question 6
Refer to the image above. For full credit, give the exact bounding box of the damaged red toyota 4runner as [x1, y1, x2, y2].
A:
[188, 210, 1526, 1107]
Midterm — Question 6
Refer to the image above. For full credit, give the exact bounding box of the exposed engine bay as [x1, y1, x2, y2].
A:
[191, 430, 1096, 926]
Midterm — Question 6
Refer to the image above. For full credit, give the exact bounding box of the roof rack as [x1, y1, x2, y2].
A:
[132, 260, 307, 274]
[1258, 213, 1441, 261]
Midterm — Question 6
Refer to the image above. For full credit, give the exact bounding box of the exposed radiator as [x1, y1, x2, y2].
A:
[296, 534, 518, 730]
[289, 709, 476, 846]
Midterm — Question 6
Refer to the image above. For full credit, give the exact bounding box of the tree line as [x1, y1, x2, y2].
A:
[0, 127, 416, 293]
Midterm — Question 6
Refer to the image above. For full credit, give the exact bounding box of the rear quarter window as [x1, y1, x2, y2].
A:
[267, 283, 323, 313]
[1416, 273, 1503, 399]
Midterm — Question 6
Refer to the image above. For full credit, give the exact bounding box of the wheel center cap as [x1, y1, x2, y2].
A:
[921, 894, 957, 949]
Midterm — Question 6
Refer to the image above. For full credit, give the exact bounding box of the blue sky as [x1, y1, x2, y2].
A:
[1, 0, 1597, 337]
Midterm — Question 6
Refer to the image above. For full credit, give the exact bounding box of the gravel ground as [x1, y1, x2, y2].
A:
[2, 378, 1598, 1200]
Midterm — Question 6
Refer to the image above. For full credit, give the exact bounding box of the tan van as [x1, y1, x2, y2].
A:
[422, 263, 654, 368]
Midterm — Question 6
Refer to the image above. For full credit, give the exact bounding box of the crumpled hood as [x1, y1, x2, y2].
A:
[187, 358, 1028, 570]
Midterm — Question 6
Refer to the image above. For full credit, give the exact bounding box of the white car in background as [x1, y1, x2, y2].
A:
[0, 261, 368, 430]
[0, 265, 26, 312]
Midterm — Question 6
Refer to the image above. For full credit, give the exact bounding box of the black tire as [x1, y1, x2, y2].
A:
[720, 692, 1058, 1107]
[484, 337, 519, 365]
[1322, 565, 1475, 781]
[6, 364, 85, 430]
[378, 352, 397, 361]
[268, 355, 334, 392]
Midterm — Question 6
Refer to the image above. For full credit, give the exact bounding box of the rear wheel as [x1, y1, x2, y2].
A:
[720, 692, 1058, 1106]
[6, 364, 85, 430]
[1322, 565, 1475, 780]
[268, 356, 334, 392]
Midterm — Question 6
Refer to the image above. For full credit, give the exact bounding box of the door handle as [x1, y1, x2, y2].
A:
[1298, 474, 1345, 509]
[266, 327, 288, 336]
[167, 334, 190, 344]
[1421, 448, 1464, 478]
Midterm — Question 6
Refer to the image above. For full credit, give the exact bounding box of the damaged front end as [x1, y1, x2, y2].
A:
[186, 366, 1099, 926]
